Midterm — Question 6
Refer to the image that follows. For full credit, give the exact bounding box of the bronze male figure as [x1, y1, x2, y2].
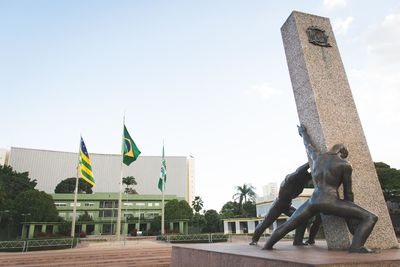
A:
[250, 163, 321, 246]
[264, 125, 377, 253]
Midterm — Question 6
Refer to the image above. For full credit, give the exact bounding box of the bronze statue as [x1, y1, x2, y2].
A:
[264, 125, 378, 253]
[249, 163, 321, 246]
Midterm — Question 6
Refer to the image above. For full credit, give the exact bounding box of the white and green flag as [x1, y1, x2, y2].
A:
[158, 144, 167, 191]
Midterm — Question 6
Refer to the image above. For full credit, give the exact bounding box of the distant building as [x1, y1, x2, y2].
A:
[255, 182, 278, 203]
[2, 146, 194, 239]
[0, 149, 8, 166]
[7, 147, 195, 203]
[21, 193, 189, 239]
[256, 188, 314, 217]
[223, 189, 313, 235]
[263, 182, 278, 199]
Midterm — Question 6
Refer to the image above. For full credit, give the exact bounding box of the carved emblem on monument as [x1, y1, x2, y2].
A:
[306, 26, 331, 47]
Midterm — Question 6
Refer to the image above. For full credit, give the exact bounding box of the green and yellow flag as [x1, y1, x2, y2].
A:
[123, 125, 141, 166]
[79, 137, 95, 186]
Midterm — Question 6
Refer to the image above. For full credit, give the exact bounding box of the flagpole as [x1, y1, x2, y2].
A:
[161, 182, 165, 235]
[71, 136, 81, 238]
[116, 115, 125, 240]
[161, 141, 165, 235]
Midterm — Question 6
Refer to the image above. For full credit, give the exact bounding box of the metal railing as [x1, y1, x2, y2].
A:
[0, 238, 76, 252]
[26, 238, 75, 251]
[0, 240, 26, 252]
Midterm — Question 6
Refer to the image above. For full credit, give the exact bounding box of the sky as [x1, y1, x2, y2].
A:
[1, 0, 400, 211]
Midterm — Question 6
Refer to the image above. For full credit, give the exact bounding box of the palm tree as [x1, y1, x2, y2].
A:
[233, 183, 256, 212]
[122, 176, 138, 194]
[191, 196, 204, 213]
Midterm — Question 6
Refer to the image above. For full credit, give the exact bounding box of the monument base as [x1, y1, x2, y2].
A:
[170, 241, 400, 267]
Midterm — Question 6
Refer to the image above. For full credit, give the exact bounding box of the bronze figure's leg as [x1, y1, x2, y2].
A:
[306, 214, 321, 245]
[264, 200, 315, 250]
[250, 199, 289, 245]
[285, 206, 309, 246]
[293, 222, 308, 246]
[322, 199, 378, 253]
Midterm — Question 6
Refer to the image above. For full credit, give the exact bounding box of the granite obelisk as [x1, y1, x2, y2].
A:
[281, 11, 398, 250]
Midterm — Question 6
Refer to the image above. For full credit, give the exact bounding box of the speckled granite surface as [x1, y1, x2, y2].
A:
[281, 11, 398, 250]
[171, 241, 400, 267]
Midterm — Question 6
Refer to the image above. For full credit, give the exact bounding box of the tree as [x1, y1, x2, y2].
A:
[149, 215, 161, 235]
[13, 190, 59, 223]
[0, 166, 59, 240]
[242, 201, 256, 217]
[375, 162, 400, 201]
[57, 221, 71, 236]
[165, 199, 193, 220]
[220, 201, 240, 218]
[78, 211, 93, 222]
[0, 165, 37, 205]
[122, 176, 138, 194]
[304, 179, 314, 188]
[189, 213, 206, 233]
[203, 209, 222, 233]
[0, 166, 37, 231]
[54, 177, 93, 194]
[232, 183, 256, 212]
[191, 196, 204, 213]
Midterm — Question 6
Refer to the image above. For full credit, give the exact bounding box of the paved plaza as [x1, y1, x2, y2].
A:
[0, 239, 172, 267]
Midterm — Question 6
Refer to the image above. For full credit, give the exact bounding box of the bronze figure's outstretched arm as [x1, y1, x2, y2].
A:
[297, 125, 318, 163]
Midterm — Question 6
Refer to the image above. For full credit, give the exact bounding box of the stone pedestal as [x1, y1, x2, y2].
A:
[170, 242, 400, 267]
[281, 11, 398, 249]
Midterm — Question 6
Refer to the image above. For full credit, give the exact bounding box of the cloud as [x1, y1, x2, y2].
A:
[350, 67, 400, 125]
[246, 83, 280, 100]
[365, 11, 400, 64]
[323, 0, 348, 9]
[347, 10, 400, 127]
[333, 17, 354, 35]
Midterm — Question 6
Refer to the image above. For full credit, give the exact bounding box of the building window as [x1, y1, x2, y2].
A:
[55, 203, 67, 207]
[136, 203, 145, 206]
[70, 203, 81, 207]
[135, 212, 144, 219]
[124, 212, 134, 218]
[145, 213, 159, 219]
[123, 203, 133, 206]
[148, 203, 153, 207]
[154, 203, 160, 207]
[100, 201, 118, 208]
[99, 210, 118, 218]
[85, 203, 94, 207]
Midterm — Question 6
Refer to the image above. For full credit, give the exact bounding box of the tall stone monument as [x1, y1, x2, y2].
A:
[281, 11, 398, 250]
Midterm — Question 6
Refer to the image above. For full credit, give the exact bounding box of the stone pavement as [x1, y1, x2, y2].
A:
[0, 239, 172, 267]
[2, 237, 399, 266]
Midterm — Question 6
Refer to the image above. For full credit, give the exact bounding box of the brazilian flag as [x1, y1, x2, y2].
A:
[79, 137, 95, 186]
[123, 125, 141, 166]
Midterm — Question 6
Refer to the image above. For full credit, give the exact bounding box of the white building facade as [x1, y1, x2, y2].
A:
[224, 189, 313, 235]
[6, 147, 195, 203]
